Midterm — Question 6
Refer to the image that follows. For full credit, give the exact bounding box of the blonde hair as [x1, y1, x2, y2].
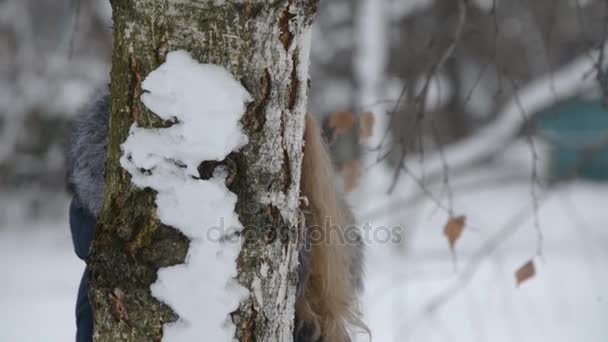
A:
[296, 113, 367, 341]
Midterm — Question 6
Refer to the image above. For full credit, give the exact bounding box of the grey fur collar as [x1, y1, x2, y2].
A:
[66, 94, 110, 215]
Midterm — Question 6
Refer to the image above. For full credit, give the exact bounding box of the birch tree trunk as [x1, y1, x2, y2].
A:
[89, 0, 317, 340]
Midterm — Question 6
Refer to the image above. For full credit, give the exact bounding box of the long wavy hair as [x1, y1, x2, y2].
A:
[296, 113, 367, 341]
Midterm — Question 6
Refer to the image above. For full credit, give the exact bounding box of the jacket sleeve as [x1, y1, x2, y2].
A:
[69, 197, 97, 260]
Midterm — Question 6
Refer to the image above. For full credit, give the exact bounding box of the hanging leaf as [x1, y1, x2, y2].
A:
[515, 260, 536, 286]
[359, 111, 375, 140]
[329, 111, 355, 135]
[443, 215, 466, 251]
[341, 160, 361, 193]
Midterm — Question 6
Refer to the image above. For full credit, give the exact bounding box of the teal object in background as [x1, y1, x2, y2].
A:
[538, 99, 608, 180]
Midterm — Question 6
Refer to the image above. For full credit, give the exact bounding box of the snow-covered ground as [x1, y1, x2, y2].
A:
[0, 197, 82, 342]
[358, 178, 608, 342]
[0, 176, 607, 342]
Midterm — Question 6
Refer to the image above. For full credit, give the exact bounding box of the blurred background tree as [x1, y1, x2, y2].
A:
[2, 0, 607, 213]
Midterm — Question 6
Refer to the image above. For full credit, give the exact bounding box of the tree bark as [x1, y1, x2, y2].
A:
[89, 0, 317, 340]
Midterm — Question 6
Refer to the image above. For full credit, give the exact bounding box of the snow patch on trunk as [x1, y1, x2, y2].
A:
[120, 50, 251, 341]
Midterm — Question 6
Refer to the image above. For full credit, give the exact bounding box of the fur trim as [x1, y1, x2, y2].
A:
[66, 94, 110, 215]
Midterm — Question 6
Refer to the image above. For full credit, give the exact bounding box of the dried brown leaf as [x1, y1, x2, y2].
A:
[342, 160, 361, 193]
[329, 111, 355, 135]
[359, 111, 375, 140]
[515, 260, 536, 286]
[443, 215, 466, 250]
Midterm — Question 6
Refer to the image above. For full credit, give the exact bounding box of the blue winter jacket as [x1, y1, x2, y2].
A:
[69, 198, 96, 342]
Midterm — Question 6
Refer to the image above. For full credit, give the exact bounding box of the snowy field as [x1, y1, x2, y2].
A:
[0, 176, 607, 342]
[358, 179, 608, 342]
[0, 195, 82, 342]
